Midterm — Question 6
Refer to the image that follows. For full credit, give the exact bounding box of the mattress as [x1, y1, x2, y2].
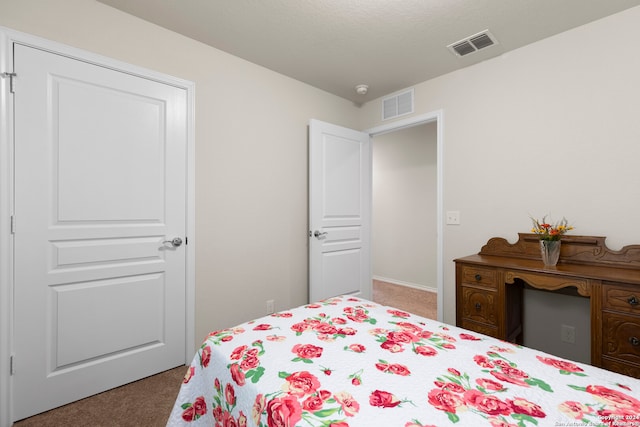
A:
[167, 295, 640, 426]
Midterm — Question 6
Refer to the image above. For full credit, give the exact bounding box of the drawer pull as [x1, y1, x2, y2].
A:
[474, 274, 482, 281]
[628, 296, 639, 306]
[630, 337, 640, 347]
[475, 302, 482, 311]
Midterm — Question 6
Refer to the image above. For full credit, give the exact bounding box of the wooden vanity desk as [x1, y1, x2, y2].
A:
[455, 233, 640, 378]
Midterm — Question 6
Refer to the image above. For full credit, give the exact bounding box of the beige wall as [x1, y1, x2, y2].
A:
[3, 1, 640, 338]
[372, 123, 437, 289]
[361, 5, 640, 323]
[0, 0, 362, 345]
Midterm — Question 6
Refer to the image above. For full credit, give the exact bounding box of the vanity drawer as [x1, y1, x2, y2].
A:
[460, 319, 498, 339]
[461, 286, 498, 326]
[603, 282, 640, 315]
[602, 312, 640, 365]
[461, 266, 497, 289]
[600, 357, 640, 379]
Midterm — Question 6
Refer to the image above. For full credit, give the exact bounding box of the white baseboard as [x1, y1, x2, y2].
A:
[372, 276, 437, 293]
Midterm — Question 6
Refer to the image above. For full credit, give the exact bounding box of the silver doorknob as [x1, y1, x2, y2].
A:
[163, 237, 183, 247]
[313, 230, 328, 239]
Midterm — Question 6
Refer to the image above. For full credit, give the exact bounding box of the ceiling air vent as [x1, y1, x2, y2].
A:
[448, 30, 498, 57]
[382, 89, 414, 121]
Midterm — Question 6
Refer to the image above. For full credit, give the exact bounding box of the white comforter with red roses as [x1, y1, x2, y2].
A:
[167, 296, 640, 426]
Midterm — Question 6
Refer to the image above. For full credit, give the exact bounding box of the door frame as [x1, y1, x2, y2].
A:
[365, 110, 444, 322]
[0, 26, 196, 426]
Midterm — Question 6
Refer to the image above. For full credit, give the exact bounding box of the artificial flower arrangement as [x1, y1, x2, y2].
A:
[530, 215, 574, 241]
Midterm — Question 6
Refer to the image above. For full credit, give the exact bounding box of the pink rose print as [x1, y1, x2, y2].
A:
[230, 345, 247, 361]
[229, 342, 266, 385]
[473, 354, 495, 368]
[206, 327, 245, 345]
[414, 345, 437, 357]
[238, 411, 247, 427]
[272, 312, 293, 318]
[380, 340, 404, 353]
[463, 390, 512, 416]
[507, 397, 546, 418]
[200, 345, 212, 368]
[490, 370, 529, 387]
[427, 388, 465, 413]
[266, 395, 302, 427]
[405, 422, 437, 427]
[183, 366, 195, 384]
[387, 330, 419, 344]
[225, 383, 236, 406]
[240, 353, 260, 371]
[343, 307, 376, 324]
[460, 333, 481, 341]
[252, 394, 266, 425]
[302, 394, 325, 411]
[586, 385, 640, 408]
[334, 391, 360, 416]
[387, 309, 411, 318]
[536, 355, 584, 374]
[253, 323, 272, 331]
[346, 343, 366, 353]
[376, 361, 411, 376]
[558, 401, 593, 419]
[283, 371, 320, 397]
[476, 378, 504, 391]
[230, 363, 246, 386]
[433, 381, 465, 393]
[369, 390, 402, 408]
[181, 395, 207, 422]
[291, 343, 323, 362]
[395, 322, 423, 334]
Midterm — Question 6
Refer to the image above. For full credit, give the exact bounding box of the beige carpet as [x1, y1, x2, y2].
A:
[13, 281, 437, 426]
[13, 365, 187, 427]
[372, 279, 438, 320]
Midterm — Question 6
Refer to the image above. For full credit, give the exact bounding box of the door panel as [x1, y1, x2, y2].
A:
[309, 119, 371, 302]
[13, 44, 187, 420]
[55, 274, 164, 366]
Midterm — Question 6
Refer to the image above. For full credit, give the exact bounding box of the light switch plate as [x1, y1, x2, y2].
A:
[446, 211, 460, 225]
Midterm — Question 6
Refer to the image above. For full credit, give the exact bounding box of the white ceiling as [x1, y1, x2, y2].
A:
[98, 0, 640, 104]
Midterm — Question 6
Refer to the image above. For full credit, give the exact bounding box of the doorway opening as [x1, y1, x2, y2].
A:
[366, 111, 443, 321]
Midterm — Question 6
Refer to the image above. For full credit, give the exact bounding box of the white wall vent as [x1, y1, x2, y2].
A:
[382, 88, 414, 121]
[447, 30, 498, 57]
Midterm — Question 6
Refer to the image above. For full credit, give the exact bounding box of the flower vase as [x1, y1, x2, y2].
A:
[540, 240, 561, 266]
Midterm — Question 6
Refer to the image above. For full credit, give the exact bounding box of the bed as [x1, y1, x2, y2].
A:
[167, 295, 640, 426]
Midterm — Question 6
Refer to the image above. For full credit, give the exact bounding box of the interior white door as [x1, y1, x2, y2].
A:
[308, 119, 371, 302]
[12, 44, 187, 421]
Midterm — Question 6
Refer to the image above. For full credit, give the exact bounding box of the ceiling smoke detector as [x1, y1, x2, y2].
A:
[447, 30, 498, 57]
[355, 84, 369, 95]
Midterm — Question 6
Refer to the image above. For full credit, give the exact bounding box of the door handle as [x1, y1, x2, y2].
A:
[163, 237, 183, 247]
[313, 230, 328, 239]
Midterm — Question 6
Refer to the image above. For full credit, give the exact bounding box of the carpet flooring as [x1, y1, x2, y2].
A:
[13, 281, 437, 426]
[13, 366, 187, 427]
[372, 279, 438, 320]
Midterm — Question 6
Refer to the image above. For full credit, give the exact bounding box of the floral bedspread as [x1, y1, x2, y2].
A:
[167, 296, 640, 426]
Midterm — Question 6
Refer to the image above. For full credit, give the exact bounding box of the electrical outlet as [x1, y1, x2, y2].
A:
[266, 299, 275, 314]
[561, 324, 575, 344]
[446, 211, 460, 225]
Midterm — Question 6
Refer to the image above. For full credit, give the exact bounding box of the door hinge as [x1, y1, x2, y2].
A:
[10, 215, 15, 234]
[10, 355, 14, 375]
[1, 72, 16, 93]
